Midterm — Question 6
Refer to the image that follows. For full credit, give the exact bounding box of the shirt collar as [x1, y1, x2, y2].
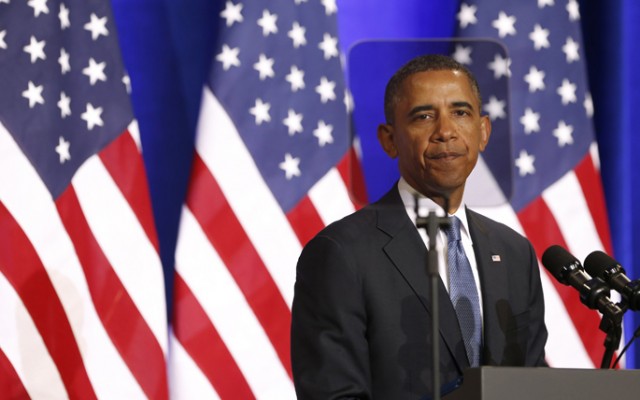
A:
[397, 177, 472, 242]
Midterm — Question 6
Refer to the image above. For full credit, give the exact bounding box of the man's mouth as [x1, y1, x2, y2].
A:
[428, 151, 462, 160]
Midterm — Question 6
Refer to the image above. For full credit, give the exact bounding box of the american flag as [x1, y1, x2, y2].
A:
[455, 0, 614, 367]
[169, 0, 364, 398]
[0, 0, 168, 398]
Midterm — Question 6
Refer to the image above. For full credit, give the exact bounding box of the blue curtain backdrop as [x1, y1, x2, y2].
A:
[110, 0, 640, 368]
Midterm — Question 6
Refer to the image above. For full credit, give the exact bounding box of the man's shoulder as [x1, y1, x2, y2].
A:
[312, 186, 403, 243]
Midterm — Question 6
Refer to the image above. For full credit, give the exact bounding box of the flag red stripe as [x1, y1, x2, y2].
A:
[337, 147, 367, 209]
[186, 153, 293, 378]
[56, 187, 168, 400]
[99, 131, 160, 252]
[574, 154, 614, 255]
[173, 273, 255, 399]
[0, 347, 31, 399]
[517, 197, 605, 367]
[0, 201, 96, 400]
[286, 196, 325, 246]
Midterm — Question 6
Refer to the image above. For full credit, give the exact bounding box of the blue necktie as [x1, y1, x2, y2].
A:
[445, 216, 482, 367]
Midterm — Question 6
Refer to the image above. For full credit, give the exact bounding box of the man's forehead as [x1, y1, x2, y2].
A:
[398, 70, 479, 104]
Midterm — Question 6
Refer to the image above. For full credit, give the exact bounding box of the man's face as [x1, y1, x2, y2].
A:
[378, 69, 491, 202]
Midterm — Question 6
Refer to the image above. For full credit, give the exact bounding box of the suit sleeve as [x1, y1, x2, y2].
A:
[525, 239, 549, 366]
[291, 234, 372, 399]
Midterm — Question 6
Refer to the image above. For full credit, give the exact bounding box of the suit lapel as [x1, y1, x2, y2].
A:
[375, 187, 468, 372]
[466, 209, 510, 365]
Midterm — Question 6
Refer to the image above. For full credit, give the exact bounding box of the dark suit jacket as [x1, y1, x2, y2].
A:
[291, 186, 548, 399]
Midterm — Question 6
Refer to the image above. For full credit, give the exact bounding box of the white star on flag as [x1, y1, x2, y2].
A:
[83, 58, 107, 85]
[84, 13, 109, 40]
[55, 136, 71, 163]
[567, 0, 580, 21]
[27, 0, 49, 17]
[283, 109, 303, 135]
[0, 30, 7, 50]
[253, 54, 275, 80]
[452, 44, 473, 65]
[562, 37, 580, 63]
[285, 65, 305, 92]
[318, 33, 338, 59]
[515, 149, 536, 176]
[524, 65, 546, 92]
[313, 120, 334, 146]
[584, 93, 594, 118]
[58, 91, 71, 118]
[553, 120, 574, 147]
[483, 96, 507, 120]
[24, 36, 46, 63]
[122, 75, 131, 94]
[529, 24, 550, 50]
[288, 22, 307, 48]
[279, 153, 301, 179]
[59, 3, 70, 29]
[492, 11, 516, 38]
[249, 98, 271, 125]
[58, 48, 71, 74]
[81, 103, 104, 130]
[315, 77, 336, 103]
[487, 53, 511, 78]
[22, 81, 45, 108]
[257, 9, 278, 36]
[457, 3, 478, 28]
[321, 0, 337, 15]
[519, 108, 540, 134]
[557, 78, 577, 105]
[216, 44, 241, 70]
[538, 0, 555, 8]
[220, 1, 243, 26]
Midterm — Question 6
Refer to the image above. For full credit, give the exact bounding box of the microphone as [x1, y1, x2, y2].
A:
[541, 245, 623, 323]
[584, 250, 640, 311]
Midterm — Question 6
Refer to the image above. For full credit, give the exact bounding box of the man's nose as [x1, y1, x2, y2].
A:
[433, 115, 455, 141]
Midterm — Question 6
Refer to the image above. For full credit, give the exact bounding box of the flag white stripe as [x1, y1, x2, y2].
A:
[73, 155, 168, 350]
[542, 170, 604, 262]
[472, 203, 593, 367]
[539, 270, 595, 368]
[309, 167, 355, 226]
[169, 331, 220, 400]
[0, 124, 145, 399]
[0, 273, 67, 400]
[175, 207, 296, 398]
[128, 120, 142, 151]
[196, 87, 301, 307]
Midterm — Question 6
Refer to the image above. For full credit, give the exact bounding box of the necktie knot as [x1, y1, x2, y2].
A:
[444, 216, 462, 243]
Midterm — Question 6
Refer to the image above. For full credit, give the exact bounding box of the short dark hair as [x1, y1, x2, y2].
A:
[383, 54, 482, 124]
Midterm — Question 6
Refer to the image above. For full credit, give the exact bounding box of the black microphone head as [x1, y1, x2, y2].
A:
[584, 250, 624, 279]
[541, 245, 582, 285]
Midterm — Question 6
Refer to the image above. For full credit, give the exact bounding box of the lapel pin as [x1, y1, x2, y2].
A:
[491, 255, 501, 262]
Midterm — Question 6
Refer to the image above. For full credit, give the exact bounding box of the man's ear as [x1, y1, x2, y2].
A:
[377, 123, 398, 158]
[478, 115, 492, 152]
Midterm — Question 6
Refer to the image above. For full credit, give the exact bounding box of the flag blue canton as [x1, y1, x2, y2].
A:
[209, 0, 349, 213]
[455, 0, 593, 211]
[0, 0, 133, 199]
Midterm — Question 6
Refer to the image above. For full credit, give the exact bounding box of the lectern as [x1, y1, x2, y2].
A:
[443, 367, 640, 400]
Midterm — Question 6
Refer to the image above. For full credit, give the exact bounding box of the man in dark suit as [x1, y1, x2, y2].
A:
[291, 54, 548, 399]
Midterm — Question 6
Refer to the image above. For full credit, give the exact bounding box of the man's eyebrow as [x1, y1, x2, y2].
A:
[407, 104, 434, 117]
[451, 101, 475, 111]
[407, 101, 475, 117]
